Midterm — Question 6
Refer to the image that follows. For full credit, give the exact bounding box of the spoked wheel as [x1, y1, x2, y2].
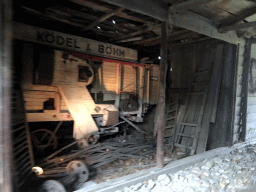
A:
[31, 129, 58, 150]
[39, 180, 66, 192]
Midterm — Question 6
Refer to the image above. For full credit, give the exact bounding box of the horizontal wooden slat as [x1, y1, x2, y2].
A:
[180, 122, 199, 127]
[27, 112, 73, 122]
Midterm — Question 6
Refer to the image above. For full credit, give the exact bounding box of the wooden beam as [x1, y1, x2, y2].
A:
[135, 29, 187, 45]
[101, 0, 169, 22]
[27, 113, 73, 122]
[118, 36, 143, 43]
[81, 7, 124, 31]
[155, 21, 169, 168]
[196, 44, 224, 154]
[219, 6, 256, 28]
[170, 11, 243, 45]
[70, 0, 153, 24]
[219, 21, 256, 33]
[169, 0, 215, 15]
[108, 25, 157, 43]
[1, 0, 12, 191]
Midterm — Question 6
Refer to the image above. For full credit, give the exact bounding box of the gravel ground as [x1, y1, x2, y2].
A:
[114, 144, 256, 192]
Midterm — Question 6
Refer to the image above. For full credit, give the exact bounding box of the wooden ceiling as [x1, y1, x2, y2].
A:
[13, 0, 207, 53]
[13, 0, 256, 62]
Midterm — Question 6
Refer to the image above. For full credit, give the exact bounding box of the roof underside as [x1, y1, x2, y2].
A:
[14, 0, 256, 60]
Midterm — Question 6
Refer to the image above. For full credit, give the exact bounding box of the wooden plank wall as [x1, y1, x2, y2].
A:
[245, 43, 256, 140]
[233, 42, 245, 142]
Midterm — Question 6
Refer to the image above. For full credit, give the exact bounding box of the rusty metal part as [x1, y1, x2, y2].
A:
[31, 129, 58, 150]
[66, 160, 89, 183]
[39, 180, 66, 192]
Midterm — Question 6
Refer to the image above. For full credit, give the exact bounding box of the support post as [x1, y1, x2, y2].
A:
[155, 21, 169, 168]
[138, 67, 145, 119]
[115, 63, 122, 107]
[0, 0, 12, 191]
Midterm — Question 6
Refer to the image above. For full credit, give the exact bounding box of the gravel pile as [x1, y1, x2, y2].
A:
[115, 144, 256, 192]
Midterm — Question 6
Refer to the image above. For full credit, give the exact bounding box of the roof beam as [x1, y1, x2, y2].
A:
[81, 7, 124, 31]
[135, 29, 187, 45]
[219, 21, 256, 33]
[70, 0, 153, 24]
[170, 11, 243, 45]
[169, 0, 214, 15]
[101, 0, 169, 22]
[219, 6, 256, 28]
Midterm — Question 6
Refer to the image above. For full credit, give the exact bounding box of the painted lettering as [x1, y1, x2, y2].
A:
[86, 44, 91, 52]
[66, 38, 73, 47]
[37, 31, 45, 42]
[106, 46, 112, 54]
[113, 48, 118, 56]
[45, 33, 55, 43]
[119, 49, 125, 57]
[98, 45, 104, 53]
[56, 36, 64, 45]
[74, 39, 80, 49]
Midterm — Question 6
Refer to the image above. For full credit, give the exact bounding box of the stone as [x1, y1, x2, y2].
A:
[151, 182, 162, 192]
[133, 183, 143, 191]
[219, 169, 225, 173]
[147, 179, 155, 189]
[160, 176, 171, 186]
[200, 180, 210, 188]
[184, 187, 195, 192]
[213, 157, 223, 164]
[209, 179, 219, 185]
[201, 160, 214, 170]
[157, 174, 167, 181]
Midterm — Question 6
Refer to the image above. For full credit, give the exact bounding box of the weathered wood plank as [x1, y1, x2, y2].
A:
[196, 44, 224, 154]
[155, 22, 169, 168]
[26, 113, 73, 122]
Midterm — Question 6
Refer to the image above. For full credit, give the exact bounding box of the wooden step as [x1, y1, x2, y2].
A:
[164, 134, 174, 138]
[188, 92, 205, 95]
[165, 124, 175, 129]
[195, 71, 210, 76]
[174, 143, 193, 150]
[176, 133, 195, 138]
[167, 109, 177, 113]
[180, 122, 199, 127]
[167, 116, 176, 121]
[192, 81, 208, 85]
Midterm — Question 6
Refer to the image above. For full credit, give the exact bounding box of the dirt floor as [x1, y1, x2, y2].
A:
[90, 144, 188, 184]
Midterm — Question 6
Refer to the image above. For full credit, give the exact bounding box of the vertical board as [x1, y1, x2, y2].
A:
[150, 65, 160, 104]
[121, 65, 136, 93]
[101, 62, 117, 92]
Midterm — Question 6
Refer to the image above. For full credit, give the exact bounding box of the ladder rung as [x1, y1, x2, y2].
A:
[164, 134, 174, 138]
[192, 82, 208, 85]
[177, 133, 195, 138]
[180, 123, 199, 127]
[165, 124, 175, 129]
[195, 71, 210, 76]
[174, 143, 193, 150]
[169, 102, 178, 106]
[167, 116, 176, 121]
[12, 120, 25, 126]
[188, 92, 205, 95]
[12, 126, 26, 133]
[167, 109, 177, 113]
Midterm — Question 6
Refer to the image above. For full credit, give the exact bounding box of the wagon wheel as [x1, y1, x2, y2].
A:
[39, 180, 66, 192]
[31, 129, 58, 150]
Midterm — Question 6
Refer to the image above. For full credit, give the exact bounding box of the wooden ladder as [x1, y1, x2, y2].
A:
[173, 68, 211, 155]
[11, 69, 35, 188]
[164, 102, 178, 149]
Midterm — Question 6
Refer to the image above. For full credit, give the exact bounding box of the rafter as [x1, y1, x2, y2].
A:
[219, 6, 256, 29]
[219, 21, 256, 33]
[81, 7, 124, 31]
[70, 0, 153, 24]
[169, 0, 215, 15]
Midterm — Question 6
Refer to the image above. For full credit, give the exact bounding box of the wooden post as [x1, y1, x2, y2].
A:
[0, 0, 12, 191]
[115, 63, 121, 107]
[155, 21, 169, 168]
[138, 67, 145, 118]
